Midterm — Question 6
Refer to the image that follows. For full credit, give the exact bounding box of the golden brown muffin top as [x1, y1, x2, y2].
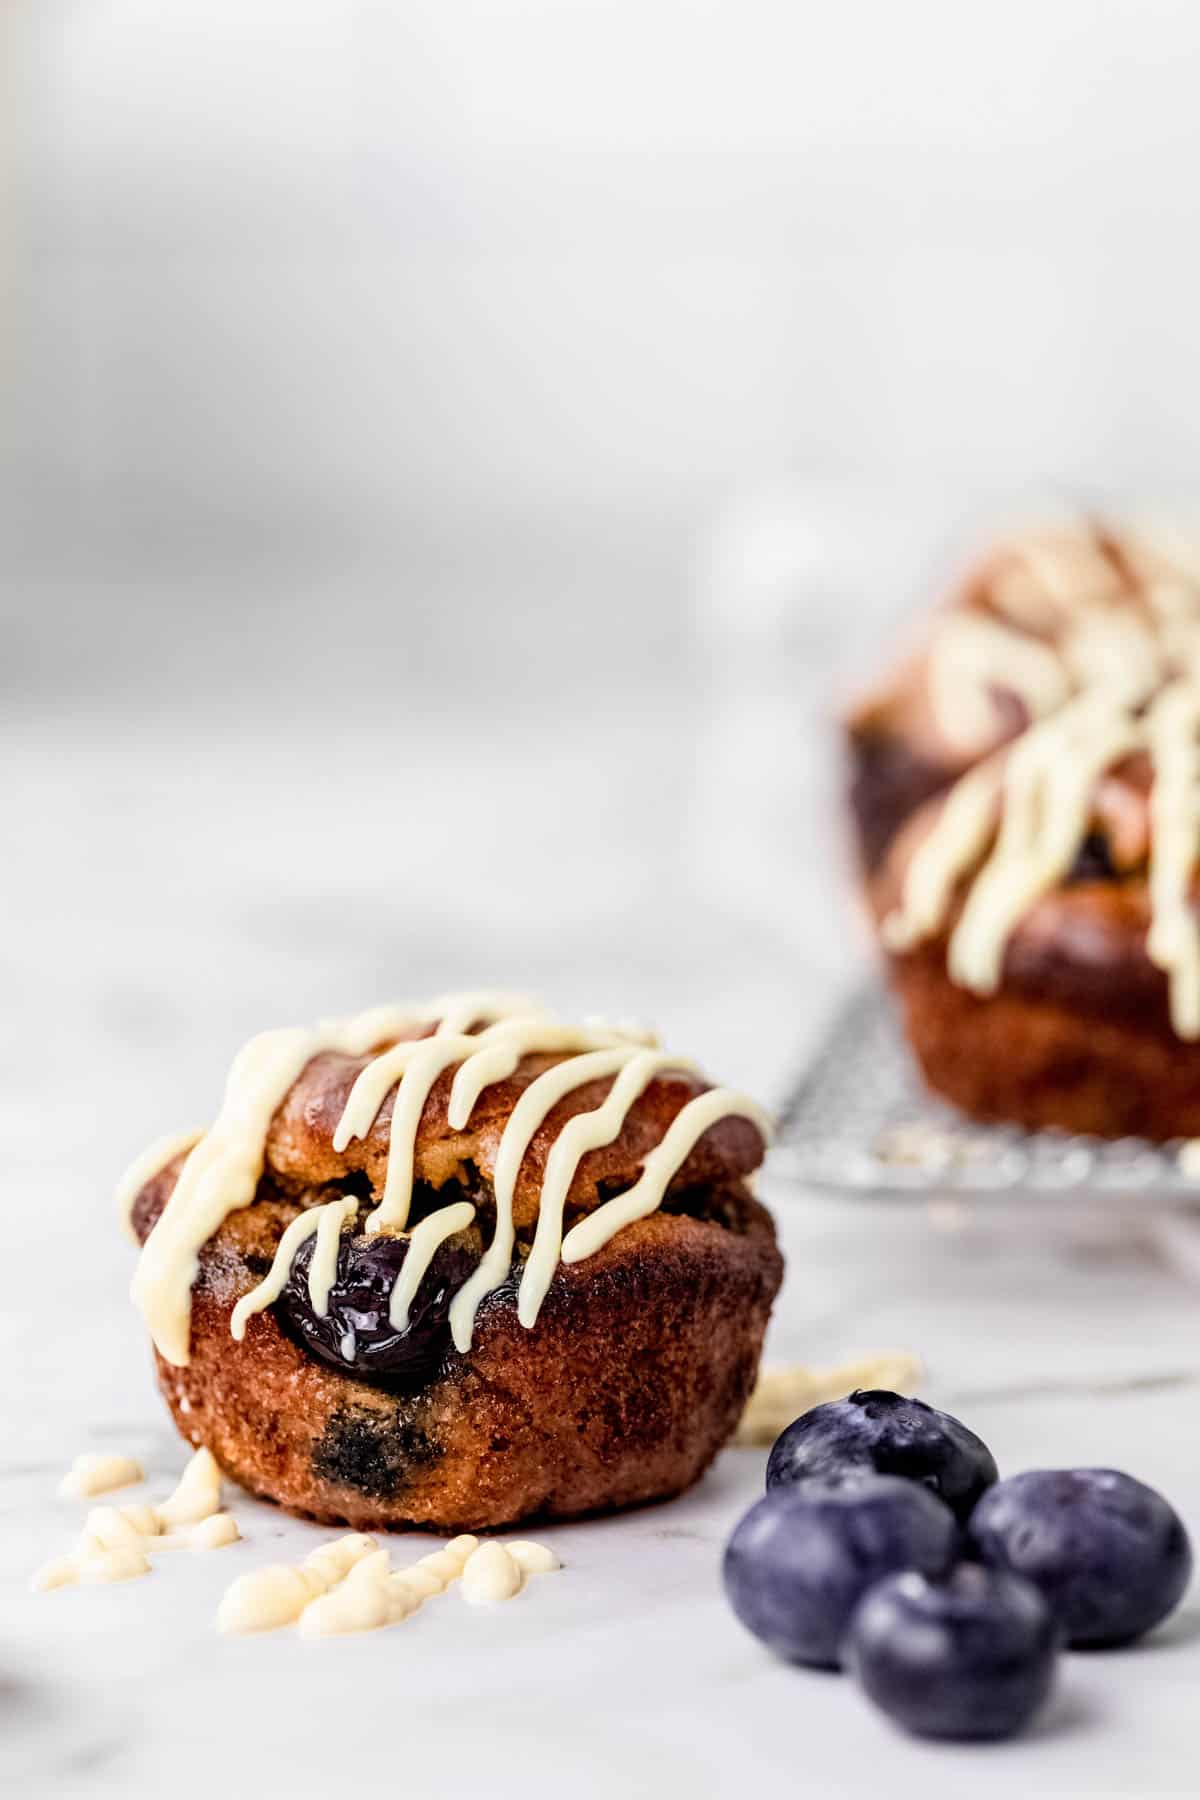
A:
[125, 994, 771, 1368]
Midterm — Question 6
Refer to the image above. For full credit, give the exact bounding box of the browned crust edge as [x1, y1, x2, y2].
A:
[150, 1198, 784, 1532]
[268, 1048, 765, 1233]
[886, 935, 1200, 1140]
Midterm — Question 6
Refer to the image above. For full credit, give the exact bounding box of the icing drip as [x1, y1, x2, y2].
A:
[389, 1200, 476, 1331]
[299, 1537, 478, 1636]
[885, 679, 1200, 1038]
[1146, 682, 1200, 1037]
[446, 1037, 695, 1351]
[1062, 609, 1162, 699]
[927, 615, 1070, 752]
[517, 1048, 700, 1327]
[946, 694, 1139, 992]
[129, 991, 535, 1365]
[987, 525, 1126, 632]
[881, 760, 1003, 954]
[127, 993, 770, 1365]
[885, 692, 1138, 990]
[923, 521, 1200, 754]
[115, 1130, 204, 1244]
[230, 1196, 358, 1343]
[218, 1531, 558, 1637]
[218, 1533, 381, 1634]
[460, 1540, 523, 1603]
[34, 1449, 237, 1590]
[560, 1087, 771, 1264]
[59, 1453, 144, 1499]
[1121, 521, 1200, 595]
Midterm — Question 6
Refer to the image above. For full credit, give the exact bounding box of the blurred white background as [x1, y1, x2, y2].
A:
[9, 0, 1200, 698]
[5, 0, 1200, 1203]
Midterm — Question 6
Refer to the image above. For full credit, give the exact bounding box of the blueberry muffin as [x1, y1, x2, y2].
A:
[121, 994, 782, 1530]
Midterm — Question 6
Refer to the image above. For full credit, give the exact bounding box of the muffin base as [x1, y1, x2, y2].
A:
[151, 1199, 783, 1532]
[888, 941, 1200, 1141]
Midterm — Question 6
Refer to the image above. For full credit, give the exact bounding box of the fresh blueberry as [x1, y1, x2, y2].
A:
[969, 1468, 1192, 1647]
[845, 1565, 1058, 1741]
[277, 1224, 478, 1383]
[766, 1389, 998, 1524]
[722, 1475, 959, 1667]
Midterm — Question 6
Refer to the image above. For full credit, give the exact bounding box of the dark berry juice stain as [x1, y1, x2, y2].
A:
[311, 1408, 443, 1500]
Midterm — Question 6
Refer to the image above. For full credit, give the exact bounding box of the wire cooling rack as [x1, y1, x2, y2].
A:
[772, 982, 1200, 1207]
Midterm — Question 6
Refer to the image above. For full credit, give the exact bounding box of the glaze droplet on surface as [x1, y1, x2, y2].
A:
[58, 1452, 145, 1500]
[34, 1448, 237, 1591]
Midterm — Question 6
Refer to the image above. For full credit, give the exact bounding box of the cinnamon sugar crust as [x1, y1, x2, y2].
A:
[127, 1045, 781, 1529]
[267, 1047, 765, 1231]
[886, 937, 1200, 1140]
[133, 1170, 781, 1531]
[873, 788, 1200, 1138]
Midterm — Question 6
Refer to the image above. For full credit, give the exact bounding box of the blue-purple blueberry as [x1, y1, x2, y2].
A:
[767, 1389, 998, 1524]
[845, 1564, 1058, 1740]
[969, 1468, 1192, 1647]
[723, 1475, 959, 1668]
[278, 1225, 477, 1381]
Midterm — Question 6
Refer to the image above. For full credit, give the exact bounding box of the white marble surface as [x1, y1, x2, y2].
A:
[4, 687, 1199, 1798]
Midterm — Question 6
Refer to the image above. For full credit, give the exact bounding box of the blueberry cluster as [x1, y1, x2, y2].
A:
[723, 1390, 1192, 1742]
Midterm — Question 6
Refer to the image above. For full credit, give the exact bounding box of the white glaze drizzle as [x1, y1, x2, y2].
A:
[129, 991, 533, 1365]
[34, 1449, 237, 1591]
[1146, 681, 1200, 1037]
[218, 1531, 557, 1638]
[229, 1195, 359, 1342]
[460, 1540, 523, 1604]
[389, 1200, 476, 1331]
[447, 1038, 673, 1351]
[927, 614, 1070, 752]
[885, 679, 1200, 1037]
[130, 993, 769, 1365]
[924, 522, 1200, 752]
[1061, 608, 1162, 699]
[58, 1452, 144, 1500]
[1121, 521, 1200, 595]
[309, 1195, 356, 1314]
[517, 1048, 699, 1327]
[506, 1539, 561, 1576]
[299, 1535, 481, 1637]
[987, 525, 1126, 631]
[115, 1131, 204, 1244]
[880, 759, 1004, 954]
[946, 692, 1139, 993]
[886, 691, 1137, 991]
[217, 1532, 380, 1634]
[561, 1087, 771, 1263]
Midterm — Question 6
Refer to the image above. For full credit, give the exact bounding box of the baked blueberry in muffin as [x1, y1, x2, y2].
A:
[120, 993, 782, 1530]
